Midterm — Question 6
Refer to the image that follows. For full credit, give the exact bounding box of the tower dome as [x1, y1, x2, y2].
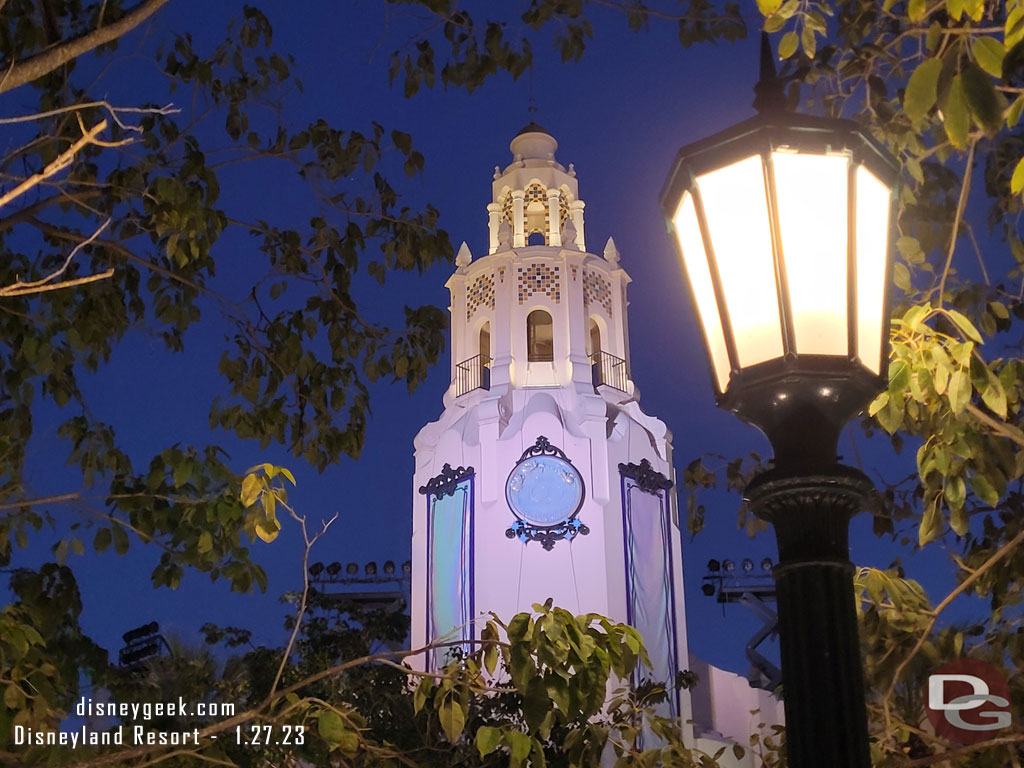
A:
[487, 126, 584, 252]
[509, 122, 559, 163]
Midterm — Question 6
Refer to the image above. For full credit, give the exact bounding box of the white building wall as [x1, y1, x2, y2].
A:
[411, 124, 782, 758]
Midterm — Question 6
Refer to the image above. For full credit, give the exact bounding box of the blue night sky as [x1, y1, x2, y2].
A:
[6, 0, 979, 681]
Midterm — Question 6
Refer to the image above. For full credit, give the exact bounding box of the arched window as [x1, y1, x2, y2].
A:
[527, 309, 554, 362]
[479, 322, 490, 362]
[589, 318, 602, 360]
[528, 231, 546, 246]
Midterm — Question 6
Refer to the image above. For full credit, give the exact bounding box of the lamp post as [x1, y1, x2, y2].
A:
[661, 35, 897, 768]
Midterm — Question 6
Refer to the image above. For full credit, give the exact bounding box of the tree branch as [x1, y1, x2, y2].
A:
[0, 0, 171, 95]
[0, 120, 120, 209]
[0, 217, 114, 296]
[935, 140, 975, 308]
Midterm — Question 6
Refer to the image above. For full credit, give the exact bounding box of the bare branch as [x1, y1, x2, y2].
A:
[268, 497, 338, 697]
[0, 0, 172, 96]
[0, 492, 81, 511]
[0, 121, 126, 209]
[907, 732, 1024, 766]
[935, 140, 975, 307]
[0, 218, 113, 297]
[0, 101, 177, 131]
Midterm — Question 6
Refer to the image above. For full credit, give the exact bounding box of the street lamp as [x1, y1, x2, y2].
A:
[661, 35, 897, 768]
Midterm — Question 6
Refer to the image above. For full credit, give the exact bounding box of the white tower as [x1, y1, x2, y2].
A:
[411, 124, 692, 732]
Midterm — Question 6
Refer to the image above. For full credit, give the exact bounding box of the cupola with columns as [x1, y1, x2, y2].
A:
[446, 123, 631, 398]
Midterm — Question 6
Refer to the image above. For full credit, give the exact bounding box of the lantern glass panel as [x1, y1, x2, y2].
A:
[696, 155, 783, 369]
[855, 165, 891, 375]
[772, 151, 850, 356]
[673, 192, 731, 392]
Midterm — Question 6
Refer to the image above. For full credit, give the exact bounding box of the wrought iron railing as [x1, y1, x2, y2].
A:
[591, 351, 628, 393]
[455, 354, 490, 396]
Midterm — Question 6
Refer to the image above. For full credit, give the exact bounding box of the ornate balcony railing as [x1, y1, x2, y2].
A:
[455, 354, 490, 397]
[591, 351, 628, 393]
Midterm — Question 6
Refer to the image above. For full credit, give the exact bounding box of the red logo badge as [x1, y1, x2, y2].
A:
[926, 659, 1011, 745]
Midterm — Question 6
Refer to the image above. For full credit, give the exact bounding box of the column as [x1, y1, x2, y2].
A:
[547, 188, 561, 247]
[512, 189, 525, 248]
[570, 200, 586, 252]
[487, 202, 501, 254]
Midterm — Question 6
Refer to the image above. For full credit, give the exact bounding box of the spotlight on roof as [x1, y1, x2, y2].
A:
[383, 560, 395, 574]
[402, 560, 412, 574]
[742, 558, 754, 573]
[707, 559, 721, 572]
[723, 559, 736, 573]
[701, 583, 716, 597]
[365, 561, 377, 576]
[309, 562, 324, 577]
[761, 557, 774, 573]
[346, 562, 358, 575]
[326, 562, 342, 576]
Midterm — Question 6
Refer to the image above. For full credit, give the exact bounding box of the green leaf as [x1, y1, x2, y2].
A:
[933, 361, 950, 395]
[942, 74, 970, 149]
[4, 685, 24, 709]
[1008, 7, 1024, 47]
[962, 63, 1005, 135]
[523, 676, 550, 731]
[801, 25, 816, 58]
[778, 31, 798, 59]
[919, 498, 943, 546]
[113, 525, 130, 556]
[507, 731, 532, 767]
[902, 303, 931, 331]
[896, 236, 923, 261]
[948, 369, 971, 413]
[439, 698, 465, 743]
[1010, 95, 1024, 128]
[903, 57, 942, 122]
[1011, 157, 1024, 195]
[893, 261, 911, 292]
[254, 515, 280, 543]
[877, 397, 904, 433]
[317, 710, 345, 742]
[868, 391, 889, 416]
[889, 359, 911, 395]
[981, 371, 1007, 418]
[476, 726, 502, 757]
[950, 504, 968, 536]
[94, 528, 112, 553]
[970, 474, 1000, 507]
[946, 309, 984, 343]
[413, 679, 430, 714]
[240, 473, 262, 507]
[908, 0, 927, 22]
[197, 531, 213, 554]
[973, 37, 1006, 78]
[507, 613, 532, 643]
[173, 460, 191, 487]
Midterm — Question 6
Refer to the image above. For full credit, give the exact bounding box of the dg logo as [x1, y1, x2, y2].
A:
[926, 658, 1012, 745]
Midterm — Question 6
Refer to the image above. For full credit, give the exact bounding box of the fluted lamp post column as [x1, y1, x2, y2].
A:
[660, 37, 898, 768]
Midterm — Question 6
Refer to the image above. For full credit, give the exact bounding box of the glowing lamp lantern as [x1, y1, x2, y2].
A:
[662, 112, 896, 470]
[660, 36, 899, 768]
